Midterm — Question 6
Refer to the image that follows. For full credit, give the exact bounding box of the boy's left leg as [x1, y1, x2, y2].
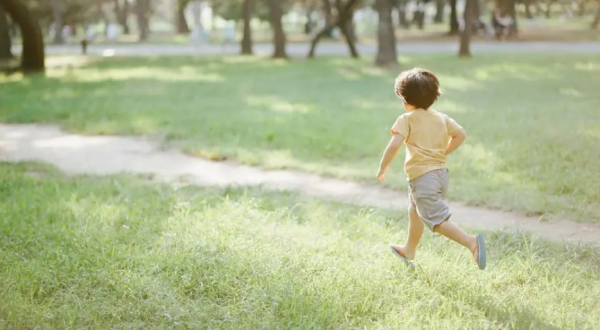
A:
[433, 221, 477, 256]
[433, 221, 486, 270]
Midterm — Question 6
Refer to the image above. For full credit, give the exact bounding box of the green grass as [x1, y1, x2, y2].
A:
[1, 54, 600, 223]
[0, 162, 599, 329]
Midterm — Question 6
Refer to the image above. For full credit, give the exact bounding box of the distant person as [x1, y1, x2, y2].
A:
[376, 68, 487, 270]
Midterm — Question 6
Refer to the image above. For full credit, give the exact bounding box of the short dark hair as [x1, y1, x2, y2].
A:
[394, 68, 441, 110]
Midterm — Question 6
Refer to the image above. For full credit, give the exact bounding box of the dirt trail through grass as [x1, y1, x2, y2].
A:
[1, 123, 598, 245]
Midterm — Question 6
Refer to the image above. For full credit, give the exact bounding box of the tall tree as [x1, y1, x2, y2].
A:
[114, 0, 130, 34]
[136, 0, 150, 41]
[1, 0, 45, 73]
[322, 0, 334, 37]
[0, 4, 13, 60]
[50, 0, 63, 44]
[375, 0, 397, 67]
[505, 0, 517, 36]
[344, 5, 356, 42]
[434, 0, 444, 23]
[175, 0, 190, 34]
[524, 0, 533, 18]
[591, 0, 600, 29]
[412, 0, 425, 29]
[577, 0, 586, 16]
[393, 0, 409, 28]
[308, 0, 361, 58]
[268, 0, 287, 58]
[458, 0, 473, 57]
[241, 0, 254, 55]
[449, 0, 459, 34]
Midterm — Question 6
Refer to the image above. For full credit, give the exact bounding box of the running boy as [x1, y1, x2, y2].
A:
[376, 68, 486, 270]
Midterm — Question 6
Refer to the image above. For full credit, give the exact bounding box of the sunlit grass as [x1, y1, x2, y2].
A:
[0, 162, 599, 329]
[1, 54, 599, 223]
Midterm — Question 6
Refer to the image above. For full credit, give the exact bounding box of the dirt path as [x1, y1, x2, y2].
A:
[1, 124, 598, 246]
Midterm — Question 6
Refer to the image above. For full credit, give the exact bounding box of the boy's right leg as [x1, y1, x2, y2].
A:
[391, 204, 423, 260]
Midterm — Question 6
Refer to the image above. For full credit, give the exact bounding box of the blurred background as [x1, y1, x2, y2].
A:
[1, 0, 599, 61]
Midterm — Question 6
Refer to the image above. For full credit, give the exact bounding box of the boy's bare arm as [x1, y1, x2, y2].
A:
[377, 134, 405, 181]
[446, 129, 467, 155]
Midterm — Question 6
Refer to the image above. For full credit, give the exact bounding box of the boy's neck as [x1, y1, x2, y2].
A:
[405, 104, 421, 112]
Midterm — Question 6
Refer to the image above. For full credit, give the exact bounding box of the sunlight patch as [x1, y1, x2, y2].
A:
[459, 144, 520, 186]
[574, 62, 600, 72]
[245, 95, 311, 114]
[53, 67, 225, 83]
[472, 63, 552, 81]
[559, 88, 583, 98]
[222, 56, 263, 64]
[337, 68, 362, 81]
[436, 75, 479, 92]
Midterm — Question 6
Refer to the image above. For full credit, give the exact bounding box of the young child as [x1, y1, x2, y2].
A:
[377, 68, 486, 270]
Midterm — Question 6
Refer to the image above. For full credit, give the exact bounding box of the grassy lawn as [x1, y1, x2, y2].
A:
[1, 54, 600, 223]
[0, 162, 599, 329]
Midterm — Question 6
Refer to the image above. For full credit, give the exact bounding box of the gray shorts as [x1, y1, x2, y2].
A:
[408, 168, 451, 231]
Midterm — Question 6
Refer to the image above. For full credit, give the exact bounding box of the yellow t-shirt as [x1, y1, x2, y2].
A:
[390, 109, 462, 181]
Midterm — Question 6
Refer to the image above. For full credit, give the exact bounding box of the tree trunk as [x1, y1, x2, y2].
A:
[241, 0, 254, 55]
[434, 0, 445, 23]
[344, 11, 356, 42]
[336, 0, 359, 58]
[0, 5, 13, 60]
[323, 0, 334, 37]
[309, 0, 360, 58]
[1, 0, 45, 73]
[414, 1, 426, 29]
[506, 0, 518, 36]
[268, 0, 287, 58]
[375, 0, 397, 67]
[592, 0, 600, 29]
[578, 0, 586, 16]
[459, 0, 473, 57]
[136, 0, 149, 41]
[114, 0, 131, 34]
[545, 0, 553, 18]
[339, 20, 359, 57]
[524, 2, 533, 18]
[397, 0, 409, 27]
[472, 0, 482, 31]
[175, 0, 190, 34]
[50, 0, 63, 44]
[449, 0, 459, 34]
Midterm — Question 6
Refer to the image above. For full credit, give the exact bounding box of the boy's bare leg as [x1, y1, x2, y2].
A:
[433, 220, 479, 258]
[391, 205, 423, 260]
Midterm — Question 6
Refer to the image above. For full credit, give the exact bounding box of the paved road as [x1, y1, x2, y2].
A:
[12, 41, 600, 57]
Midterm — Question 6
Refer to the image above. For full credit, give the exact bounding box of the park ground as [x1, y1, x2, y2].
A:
[1, 51, 600, 329]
